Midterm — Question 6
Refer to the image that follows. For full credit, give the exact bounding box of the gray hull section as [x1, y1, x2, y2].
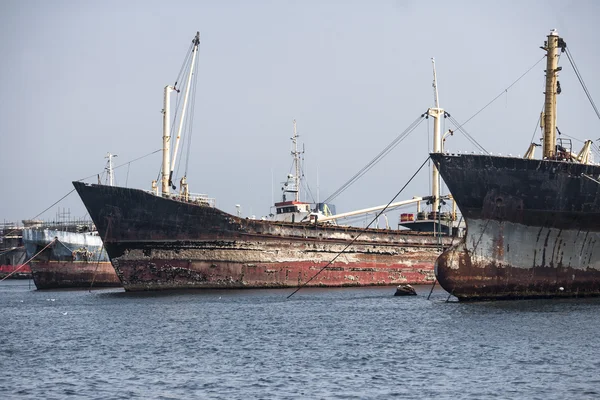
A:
[436, 219, 600, 300]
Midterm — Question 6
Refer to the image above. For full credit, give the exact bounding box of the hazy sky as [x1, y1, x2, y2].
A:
[1, 0, 599, 224]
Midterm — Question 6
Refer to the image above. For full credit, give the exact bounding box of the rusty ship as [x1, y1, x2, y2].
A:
[431, 30, 600, 300]
[23, 155, 121, 290]
[23, 222, 120, 290]
[72, 32, 458, 292]
[0, 223, 30, 279]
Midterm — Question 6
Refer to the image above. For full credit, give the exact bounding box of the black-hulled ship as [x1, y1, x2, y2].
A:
[72, 32, 458, 292]
[431, 30, 600, 300]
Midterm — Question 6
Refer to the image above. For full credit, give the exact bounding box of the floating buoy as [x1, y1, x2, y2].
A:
[394, 284, 417, 296]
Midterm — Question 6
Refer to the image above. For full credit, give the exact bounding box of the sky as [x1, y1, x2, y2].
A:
[1, 0, 599, 224]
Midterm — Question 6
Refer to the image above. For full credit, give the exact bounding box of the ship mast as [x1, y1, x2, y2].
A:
[105, 152, 117, 187]
[291, 119, 301, 202]
[542, 29, 562, 159]
[427, 58, 443, 213]
[160, 32, 201, 196]
[170, 32, 201, 187]
[161, 85, 175, 194]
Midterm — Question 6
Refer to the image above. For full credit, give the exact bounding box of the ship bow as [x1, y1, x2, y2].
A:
[430, 153, 600, 300]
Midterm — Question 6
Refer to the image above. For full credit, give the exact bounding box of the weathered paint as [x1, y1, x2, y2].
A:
[30, 261, 120, 289]
[431, 153, 600, 300]
[114, 259, 435, 291]
[0, 264, 32, 279]
[23, 229, 110, 263]
[23, 228, 120, 289]
[111, 240, 437, 290]
[73, 181, 449, 292]
[436, 219, 600, 300]
[0, 237, 28, 279]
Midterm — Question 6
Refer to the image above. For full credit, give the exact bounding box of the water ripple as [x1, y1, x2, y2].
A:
[1, 281, 600, 399]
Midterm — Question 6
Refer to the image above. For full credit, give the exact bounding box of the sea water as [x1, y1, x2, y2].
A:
[1, 280, 599, 399]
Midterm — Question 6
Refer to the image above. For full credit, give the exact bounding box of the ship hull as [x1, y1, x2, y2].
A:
[431, 153, 600, 300]
[0, 243, 30, 279]
[0, 263, 32, 279]
[73, 182, 447, 292]
[23, 228, 120, 290]
[30, 261, 120, 289]
[109, 239, 437, 291]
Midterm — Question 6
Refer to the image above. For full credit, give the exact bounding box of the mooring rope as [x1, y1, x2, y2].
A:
[0, 246, 25, 257]
[55, 239, 74, 253]
[582, 173, 600, 185]
[287, 156, 431, 299]
[0, 238, 57, 282]
[427, 279, 437, 300]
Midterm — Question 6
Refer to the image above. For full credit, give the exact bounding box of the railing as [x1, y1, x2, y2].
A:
[23, 220, 96, 232]
[167, 192, 216, 208]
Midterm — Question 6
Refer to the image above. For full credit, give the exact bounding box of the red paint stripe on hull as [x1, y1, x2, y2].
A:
[30, 261, 121, 289]
[115, 259, 435, 291]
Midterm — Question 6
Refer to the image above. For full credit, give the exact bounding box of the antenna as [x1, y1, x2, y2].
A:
[271, 168, 274, 206]
[291, 119, 301, 202]
[317, 166, 320, 204]
[431, 57, 440, 109]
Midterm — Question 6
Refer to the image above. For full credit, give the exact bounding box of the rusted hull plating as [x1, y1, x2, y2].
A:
[431, 153, 600, 301]
[23, 227, 120, 289]
[0, 247, 29, 278]
[0, 264, 32, 279]
[30, 261, 121, 289]
[436, 219, 600, 300]
[110, 240, 437, 291]
[73, 181, 448, 292]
